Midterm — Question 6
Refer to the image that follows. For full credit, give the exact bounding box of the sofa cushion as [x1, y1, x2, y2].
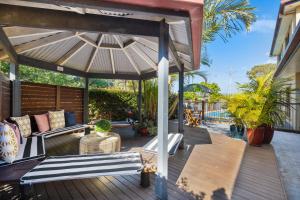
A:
[0, 136, 45, 167]
[11, 115, 32, 138]
[0, 123, 19, 163]
[65, 112, 76, 127]
[3, 120, 22, 144]
[48, 110, 65, 130]
[34, 113, 50, 132]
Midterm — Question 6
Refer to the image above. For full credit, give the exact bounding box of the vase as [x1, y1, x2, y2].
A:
[247, 127, 264, 146]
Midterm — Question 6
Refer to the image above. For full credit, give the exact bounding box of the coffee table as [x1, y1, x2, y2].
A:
[79, 132, 121, 154]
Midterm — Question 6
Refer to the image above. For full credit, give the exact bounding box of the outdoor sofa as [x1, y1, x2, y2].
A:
[0, 110, 183, 199]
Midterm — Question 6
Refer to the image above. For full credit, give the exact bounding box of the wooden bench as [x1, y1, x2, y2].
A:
[32, 124, 88, 139]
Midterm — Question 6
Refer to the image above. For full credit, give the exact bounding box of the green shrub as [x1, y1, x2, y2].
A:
[89, 89, 138, 121]
[95, 119, 111, 132]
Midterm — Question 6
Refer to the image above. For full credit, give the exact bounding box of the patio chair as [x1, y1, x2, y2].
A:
[143, 133, 183, 156]
[184, 109, 201, 127]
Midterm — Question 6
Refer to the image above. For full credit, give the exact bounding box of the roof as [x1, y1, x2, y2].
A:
[270, 0, 300, 56]
[0, 0, 204, 79]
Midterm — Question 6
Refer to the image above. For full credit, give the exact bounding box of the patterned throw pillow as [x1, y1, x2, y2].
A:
[3, 121, 22, 144]
[11, 115, 32, 138]
[48, 110, 65, 130]
[0, 123, 19, 163]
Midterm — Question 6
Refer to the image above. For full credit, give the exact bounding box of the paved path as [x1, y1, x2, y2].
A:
[272, 131, 300, 200]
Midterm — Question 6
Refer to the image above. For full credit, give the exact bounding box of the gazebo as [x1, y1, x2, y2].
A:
[0, 0, 204, 199]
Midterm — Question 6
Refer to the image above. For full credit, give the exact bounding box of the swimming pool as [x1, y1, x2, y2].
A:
[204, 110, 232, 121]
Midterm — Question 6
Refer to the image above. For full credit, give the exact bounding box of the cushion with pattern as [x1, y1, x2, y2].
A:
[3, 120, 23, 144]
[0, 123, 19, 163]
[11, 115, 32, 138]
[48, 110, 65, 130]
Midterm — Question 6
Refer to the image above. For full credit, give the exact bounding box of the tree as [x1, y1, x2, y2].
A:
[246, 63, 276, 79]
[199, 82, 222, 103]
[0, 61, 9, 75]
[89, 79, 113, 89]
[203, 0, 256, 43]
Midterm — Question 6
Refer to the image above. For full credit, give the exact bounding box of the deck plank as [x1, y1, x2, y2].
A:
[0, 122, 287, 200]
[232, 145, 287, 200]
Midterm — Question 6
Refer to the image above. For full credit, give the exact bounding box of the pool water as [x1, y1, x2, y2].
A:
[205, 110, 231, 119]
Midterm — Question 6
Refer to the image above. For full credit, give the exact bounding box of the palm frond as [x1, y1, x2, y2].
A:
[203, 0, 256, 43]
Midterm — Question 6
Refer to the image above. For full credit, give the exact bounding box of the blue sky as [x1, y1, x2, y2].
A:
[198, 0, 280, 94]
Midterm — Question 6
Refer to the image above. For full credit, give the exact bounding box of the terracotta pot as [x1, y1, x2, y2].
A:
[139, 127, 148, 137]
[247, 127, 264, 146]
[263, 126, 274, 144]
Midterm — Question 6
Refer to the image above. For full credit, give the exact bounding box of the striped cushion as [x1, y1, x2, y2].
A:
[143, 133, 183, 156]
[0, 136, 45, 167]
[20, 152, 143, 185]
[32, 124, 86, 138]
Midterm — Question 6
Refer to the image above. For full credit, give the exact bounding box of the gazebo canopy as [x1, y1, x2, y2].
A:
[0, 0, 204, 80]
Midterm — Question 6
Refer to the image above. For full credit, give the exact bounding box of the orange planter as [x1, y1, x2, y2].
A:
[263, 126, 274, 144]
[247, 127, 264, 146]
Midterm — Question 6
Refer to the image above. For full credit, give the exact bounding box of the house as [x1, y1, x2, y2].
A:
[270, 0, 300, 132]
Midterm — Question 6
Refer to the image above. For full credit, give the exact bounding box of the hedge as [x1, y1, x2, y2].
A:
[89, 89, 138, 121]
[89, 89, 178, 121]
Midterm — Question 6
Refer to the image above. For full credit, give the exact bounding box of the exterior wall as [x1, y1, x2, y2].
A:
[277, 73, 300, 131]
[296, 72, 300, 130]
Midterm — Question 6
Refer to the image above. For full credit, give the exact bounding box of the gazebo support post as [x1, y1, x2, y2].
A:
[138, 79, 142, 123]
[83, 77, 89, 124]
[10, 63, 21, 117]
[155, 19, 169, 200]
[178, 64, 184, 149]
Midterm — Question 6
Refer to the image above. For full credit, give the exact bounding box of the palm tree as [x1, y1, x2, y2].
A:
[203, 0, 256, 43]
[147, 0, 256, 121]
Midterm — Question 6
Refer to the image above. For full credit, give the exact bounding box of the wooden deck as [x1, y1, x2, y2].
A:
[0, 122, 287, 200]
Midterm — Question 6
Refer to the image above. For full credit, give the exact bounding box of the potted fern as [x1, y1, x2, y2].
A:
[95, 119, 112, 137]
[226, 71, 294, 145]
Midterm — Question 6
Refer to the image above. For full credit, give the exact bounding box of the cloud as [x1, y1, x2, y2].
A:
[266, 57, 277, 64]
[250, 19, 276, 33]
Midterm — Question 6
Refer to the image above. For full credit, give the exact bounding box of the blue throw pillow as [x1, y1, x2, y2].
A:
[64, 112, 76, 127]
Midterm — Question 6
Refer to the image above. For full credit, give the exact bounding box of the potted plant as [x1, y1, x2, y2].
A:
[258, 78, 293, 144]
[136, 120, 148, 137]
[147, 120, 157, 136]
[94, 119, 112, 137]
[225, 72, 294, 145]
